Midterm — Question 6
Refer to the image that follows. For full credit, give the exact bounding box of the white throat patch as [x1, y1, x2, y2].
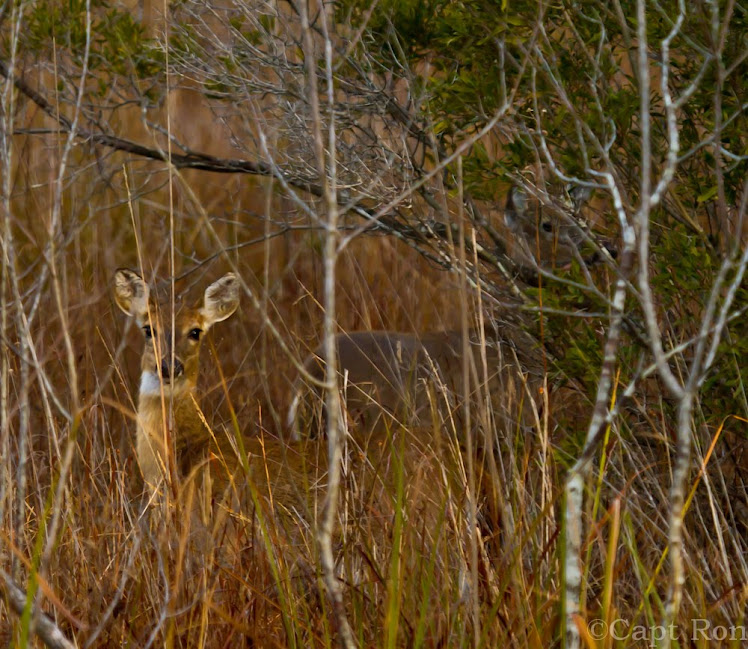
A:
[140, 372, 165, 396]
[139, 372, 189, 397]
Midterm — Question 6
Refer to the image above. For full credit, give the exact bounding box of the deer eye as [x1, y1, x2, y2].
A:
[541, 220, 553, 233]
[143, 325, 155, 339]
[188, 328, 202, 341]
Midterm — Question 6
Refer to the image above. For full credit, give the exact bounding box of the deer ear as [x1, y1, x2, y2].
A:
[114, 269, 150, 323]
[201, 273, 239, 329]
[504, 185, 529, 231]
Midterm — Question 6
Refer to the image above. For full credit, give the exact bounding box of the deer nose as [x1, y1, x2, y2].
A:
[160, 357, 184, 380]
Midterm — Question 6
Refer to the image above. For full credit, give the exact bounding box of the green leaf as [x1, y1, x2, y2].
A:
[697, 186, 718, 203]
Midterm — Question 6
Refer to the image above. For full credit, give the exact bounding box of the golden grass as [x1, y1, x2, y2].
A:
[0, 98, 745, 649]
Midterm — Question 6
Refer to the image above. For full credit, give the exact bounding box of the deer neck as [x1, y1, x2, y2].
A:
[135, 381, 207, 485]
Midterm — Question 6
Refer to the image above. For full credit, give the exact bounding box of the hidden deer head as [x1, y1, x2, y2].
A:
[504, 173, 615, 268]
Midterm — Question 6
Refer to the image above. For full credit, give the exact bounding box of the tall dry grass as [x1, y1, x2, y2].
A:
[0, 43, 746, 649]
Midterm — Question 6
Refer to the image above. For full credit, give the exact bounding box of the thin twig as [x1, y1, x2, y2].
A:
[0, 569, 77, 649]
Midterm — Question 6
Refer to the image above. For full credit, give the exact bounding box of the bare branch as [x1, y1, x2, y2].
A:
[0, 569, 77, 649]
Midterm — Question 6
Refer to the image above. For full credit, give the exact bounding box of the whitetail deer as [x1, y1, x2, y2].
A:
[286, 180, 606, 441]
[504, 183, 588, 267]
[114, 269, 240, 487]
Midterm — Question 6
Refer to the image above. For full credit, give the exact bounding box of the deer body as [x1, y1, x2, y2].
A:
[287, 179, 603, 441]
[288, 326, 546, 441]
[114, 269, 240, 487]
[134, 389, 211, 484]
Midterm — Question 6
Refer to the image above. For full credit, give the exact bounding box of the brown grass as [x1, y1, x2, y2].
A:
[1, 79, 745, 649]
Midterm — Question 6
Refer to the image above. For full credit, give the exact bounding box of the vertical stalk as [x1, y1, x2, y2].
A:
[0, 1, 29, 583]
[299, 1, 356, 647]
[563, 177, 635, 649]
[456, 157, 480, 646]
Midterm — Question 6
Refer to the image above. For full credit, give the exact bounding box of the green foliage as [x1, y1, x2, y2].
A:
[537, 274, 608, 389]
[651, 224, 715, 315]
[702, 280, 748, 422]
[339, 0, 449, 59]
[23, 1, 163, 82]
[11, 0, 165, 109]
[336, 0, 746, 229]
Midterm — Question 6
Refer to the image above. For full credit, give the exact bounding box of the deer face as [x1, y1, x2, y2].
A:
[504, 178, 614, 268]
[114, 269, 240, 397]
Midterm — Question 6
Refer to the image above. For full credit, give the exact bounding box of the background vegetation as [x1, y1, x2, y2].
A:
[0, 0, 745, 647]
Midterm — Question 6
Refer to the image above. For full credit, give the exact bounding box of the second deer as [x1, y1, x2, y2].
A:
[286, 179, 604, 441]
[287, 325, 547, 443]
